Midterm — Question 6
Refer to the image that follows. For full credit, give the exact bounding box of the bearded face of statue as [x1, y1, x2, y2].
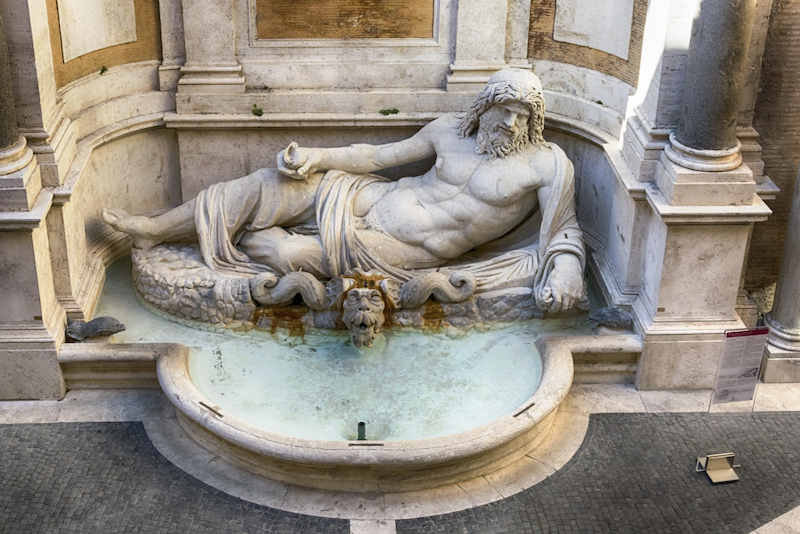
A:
[475, 100, 532, 159]
[342, 288, 386, 348]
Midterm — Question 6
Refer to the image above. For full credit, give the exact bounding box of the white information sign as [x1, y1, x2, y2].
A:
[712, 328, 768, 404]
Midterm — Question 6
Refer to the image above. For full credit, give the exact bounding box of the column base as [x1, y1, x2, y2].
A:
[178, 64, 246, 94]
[0, 136, 40, 211]
[446, 62, 508, 91]
[19, 107, 76, 188]
[761, 343, 800, 383]
[764, 313, 800, 351]
[655, 152, 755, 206]
[664, 132, 742, 172]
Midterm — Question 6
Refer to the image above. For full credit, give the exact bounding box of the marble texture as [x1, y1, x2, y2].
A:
[753, 383, 800, 411]
[57, 0, 137, 62]
[0, 399, 61, 423]
[639, 389, 712, 412]
[105, 70, 589, 336]
[553, 0, 635, 60]
[351, 520, 396, 534]
[56, 389, 175, 422]
[559, 383, 646, 414]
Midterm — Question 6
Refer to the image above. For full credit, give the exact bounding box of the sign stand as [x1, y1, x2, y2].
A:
[711, 327, 768, 405]
[695, 328, 768, 484]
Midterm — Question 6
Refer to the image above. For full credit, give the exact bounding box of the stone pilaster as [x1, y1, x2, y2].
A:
[622, 0, 698, 182]
[178, 0, 245, 94]
[635, 0, 770, 389]
[762, 168, 800, 382]
[159, 0, 186, 91]
[0, 9, 37, 211]
[446, 0, 509, 90]
[505, 0, 533, 70]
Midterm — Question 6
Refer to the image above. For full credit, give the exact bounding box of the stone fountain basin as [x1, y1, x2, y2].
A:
[157, 336, 573, 493]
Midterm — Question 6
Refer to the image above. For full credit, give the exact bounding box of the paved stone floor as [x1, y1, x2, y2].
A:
[0, 422, 348, 534]
[2, 385, 800, 533]
[397, 413, 800, 534]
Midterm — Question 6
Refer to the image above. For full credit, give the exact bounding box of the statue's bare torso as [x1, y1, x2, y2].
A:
[344, 116, 556, 265]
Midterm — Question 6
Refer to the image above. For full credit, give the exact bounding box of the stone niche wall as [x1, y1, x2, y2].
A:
[529, 0, 647, 86]
[235, 0, 454, 91]
[47, 0, 161, 88]
[255, 0, 435, 39]
[177, 128, 433, 201]
[548, 131, 618, 248]
[746, 0, 800, 294]
[75, 129, 181, 248]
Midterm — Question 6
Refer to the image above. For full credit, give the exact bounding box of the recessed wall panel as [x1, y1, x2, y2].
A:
[256, 0, 435, 39]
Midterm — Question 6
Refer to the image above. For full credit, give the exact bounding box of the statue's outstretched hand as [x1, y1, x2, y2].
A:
[278, 142, 322, 180]
[539, 254, 584, 313]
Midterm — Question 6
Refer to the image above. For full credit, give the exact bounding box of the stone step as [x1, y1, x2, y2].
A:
[573, 362, 638, 384]
[59, 343, 167, 390]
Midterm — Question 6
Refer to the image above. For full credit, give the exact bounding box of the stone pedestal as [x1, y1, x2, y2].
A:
[0, 200, 66, 400]
[633, 191, 769, 389]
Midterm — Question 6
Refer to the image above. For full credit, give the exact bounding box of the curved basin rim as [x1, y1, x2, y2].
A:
[157, 336, 574, 467]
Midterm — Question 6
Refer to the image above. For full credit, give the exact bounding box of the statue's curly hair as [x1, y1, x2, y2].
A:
[457, 81, 546, 147]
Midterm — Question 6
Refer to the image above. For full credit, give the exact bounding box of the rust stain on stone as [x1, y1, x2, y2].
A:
[422, 301, 445, 329]
[253, 305, 307, 338]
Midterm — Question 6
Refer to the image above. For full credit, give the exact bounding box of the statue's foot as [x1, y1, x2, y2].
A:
[101, 208, 162, 249]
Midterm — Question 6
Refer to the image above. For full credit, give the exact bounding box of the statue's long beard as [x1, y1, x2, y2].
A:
[475, 114, 530, 159]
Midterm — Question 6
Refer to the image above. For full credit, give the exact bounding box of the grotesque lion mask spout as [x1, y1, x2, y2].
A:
[342, 288, 386, 348]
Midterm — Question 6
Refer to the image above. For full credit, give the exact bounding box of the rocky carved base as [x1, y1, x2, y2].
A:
[132, 244, 550, 340]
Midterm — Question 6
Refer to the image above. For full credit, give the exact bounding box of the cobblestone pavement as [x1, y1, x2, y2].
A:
[0, 422, 348, 534]
[398, 413, 800, 534]
[2, 413, 800, 533]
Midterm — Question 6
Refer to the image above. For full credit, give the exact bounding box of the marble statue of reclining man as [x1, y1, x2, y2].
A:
[103, 68, 588, 314]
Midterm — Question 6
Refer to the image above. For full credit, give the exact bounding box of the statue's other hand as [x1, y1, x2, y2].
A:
[278, 142, 320, 180]
[543, 254, 584, 313]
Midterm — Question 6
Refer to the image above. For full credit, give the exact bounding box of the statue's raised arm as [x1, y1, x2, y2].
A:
[277, 126, 438, 180]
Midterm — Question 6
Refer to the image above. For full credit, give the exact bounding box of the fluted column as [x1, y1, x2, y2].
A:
[665, 0, 756, 172]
